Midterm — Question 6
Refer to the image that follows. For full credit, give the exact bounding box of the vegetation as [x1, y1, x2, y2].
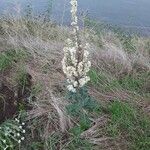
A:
[0, 2, 150, 150]
[0, 117, 26, 150]
[107, 101, 150, 150]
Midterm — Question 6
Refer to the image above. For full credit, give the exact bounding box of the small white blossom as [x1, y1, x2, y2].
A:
[5, 133, 8, 136]
[73, 81, 78, 87]
[15, 118, 19, 123]
[21, 137, 25, 141]
[22, 122, 25, 126]
[18, 140, 21, 144]
[67, 85, 76, 93]
[4, 146, 9, 150]
[3, 140, 6, 143]
[19, 126, 22, 129]
[22, 130, 26, 133]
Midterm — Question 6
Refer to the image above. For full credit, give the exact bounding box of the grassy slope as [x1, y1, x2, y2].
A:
[0, 16, 150, 150]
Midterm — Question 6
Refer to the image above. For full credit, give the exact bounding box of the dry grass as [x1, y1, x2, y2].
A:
[0, 15, 150, 150]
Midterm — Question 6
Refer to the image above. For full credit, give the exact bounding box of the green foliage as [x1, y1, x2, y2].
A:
[107, 101, 150, 150]
[0, 49, 28, 72]
[65, 87, 100, 149]
[69, 114, 92, 138]
[66, 87, 100, 117]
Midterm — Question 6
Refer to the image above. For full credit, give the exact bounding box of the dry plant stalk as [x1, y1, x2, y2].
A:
[62, 0, 91, 92]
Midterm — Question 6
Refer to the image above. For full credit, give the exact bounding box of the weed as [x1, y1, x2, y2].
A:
[64, 87, 100, 149]
[66, 87, 100, 117]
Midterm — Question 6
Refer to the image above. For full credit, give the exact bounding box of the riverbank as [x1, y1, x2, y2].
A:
[0, 16, 150, 150]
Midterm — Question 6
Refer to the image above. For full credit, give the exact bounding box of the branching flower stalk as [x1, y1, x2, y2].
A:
[62, 0, 91, 92]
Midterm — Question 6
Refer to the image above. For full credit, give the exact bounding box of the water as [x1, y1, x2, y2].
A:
[0, 0, 150, 29]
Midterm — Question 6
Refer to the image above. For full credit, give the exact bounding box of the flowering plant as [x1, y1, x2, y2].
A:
[62, 0, 91, 92]
[0, 118, 25, 150]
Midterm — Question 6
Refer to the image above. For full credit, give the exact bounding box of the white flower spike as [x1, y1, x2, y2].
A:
[62, 0, 91, 92]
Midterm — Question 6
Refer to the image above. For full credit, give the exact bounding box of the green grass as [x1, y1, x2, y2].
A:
[0, 49, 28, 72]
[15, 68, 29, 88]
[0, 50, 15, 71]
[107, 101, 150, 150]
[89, 69, 150, 94]
[118, 72, 150, 93]
[88, 69, 121, 92]
[88, 69, 109, 86]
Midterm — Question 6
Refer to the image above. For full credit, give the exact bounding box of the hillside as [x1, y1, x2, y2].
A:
[0, 15, 150, 150]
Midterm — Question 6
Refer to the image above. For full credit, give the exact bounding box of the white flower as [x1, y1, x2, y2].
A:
[15, 118, 19, 123]
[22, 130, 26, 133]
[66, 66, 75, 77]
[67, 85, 76, 92]
[62, 0, 91, 92]
[21, 137, 25, 141]
[4, 145, 9, 150]
[79, 76, 90, 87]
[3, 140, 6, 143]
[73, 81, 78, 87]
[5, 133, 8, 136]
[22, 122, 25, 126]
[18, 140, 21, 144]
[19, 126, 22, 129]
